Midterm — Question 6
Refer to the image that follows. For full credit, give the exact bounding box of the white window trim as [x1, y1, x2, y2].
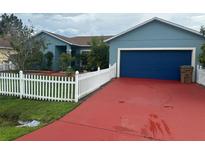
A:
[117, 47, 196, 81]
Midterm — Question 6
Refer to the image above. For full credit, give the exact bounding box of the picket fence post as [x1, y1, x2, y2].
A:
[109, 64, 111, 79]
[9, 61, 12, 70]
[19, 70, 24, 99]
[74, 71, 79, 103]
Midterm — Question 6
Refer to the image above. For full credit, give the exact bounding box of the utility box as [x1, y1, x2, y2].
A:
[180, 65, 193, 83]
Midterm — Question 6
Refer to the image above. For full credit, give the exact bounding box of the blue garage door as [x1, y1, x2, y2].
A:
[120, 50, 192, 80]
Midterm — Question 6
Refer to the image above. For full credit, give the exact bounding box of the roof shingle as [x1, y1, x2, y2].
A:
[45, 31, 113, 46]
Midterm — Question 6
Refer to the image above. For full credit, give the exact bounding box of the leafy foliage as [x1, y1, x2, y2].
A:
[25, 50, 44, 70]
[0, 13, 46, 70]
[0, 13, 23, 37]
[59, 53, 74, 71]
[87, 37, 109, 71]
[9, 28, 45, 70]
[80, 51, 89, 70]
[44, 52, 54, 70]
[200, 26, 205, 36]
[199, 44, 205, 67]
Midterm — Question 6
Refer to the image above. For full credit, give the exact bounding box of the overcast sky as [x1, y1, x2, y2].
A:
[14, 13, 205, 37]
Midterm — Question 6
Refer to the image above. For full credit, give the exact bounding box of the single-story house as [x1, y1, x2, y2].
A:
[35, 31, 112, 70]
[105, 17, 205, 81]
[0, 37, 14, 63]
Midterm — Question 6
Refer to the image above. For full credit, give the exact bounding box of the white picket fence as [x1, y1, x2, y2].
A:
[0, 63, 116, 102]
[0, 62, 15, 71]
[197, 65, 205, 86]
[78, 63, 116, 99]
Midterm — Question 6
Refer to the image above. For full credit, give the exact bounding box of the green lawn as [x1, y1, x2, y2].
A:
[0, 95, 79, 141]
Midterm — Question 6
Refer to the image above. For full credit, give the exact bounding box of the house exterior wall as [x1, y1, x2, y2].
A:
[36, 32, 92, 70]
[37, 33, 72, 70]
[0, 48, 15, 64]
[108, 20, 205, 67]
[71, 46, 91, 68]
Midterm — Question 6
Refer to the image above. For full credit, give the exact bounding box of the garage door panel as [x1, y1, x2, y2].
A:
[120, 50, 192, 80]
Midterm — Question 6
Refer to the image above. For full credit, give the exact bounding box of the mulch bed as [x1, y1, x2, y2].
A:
[24, 70, 67, 76]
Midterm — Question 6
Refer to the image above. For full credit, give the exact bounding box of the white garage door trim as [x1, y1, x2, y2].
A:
[117, 47, 196, 81]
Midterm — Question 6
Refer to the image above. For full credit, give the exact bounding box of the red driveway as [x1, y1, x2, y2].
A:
[17, 78, 205, 141]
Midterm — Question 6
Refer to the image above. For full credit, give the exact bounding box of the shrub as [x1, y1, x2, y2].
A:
[25, 51, 44, 70]
[87, 37, 109, 71]
[59, 53, 74, 71]
[44, 52, 53, 70]
[199, 44, 205, 67]
[65, 67, 75, 76]
[80, 52, 89, 70]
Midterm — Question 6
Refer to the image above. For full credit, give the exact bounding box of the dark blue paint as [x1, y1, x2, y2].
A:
[120, 50, 192, 80]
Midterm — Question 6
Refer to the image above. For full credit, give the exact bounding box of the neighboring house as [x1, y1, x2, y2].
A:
[105, 17, 205, 81]
[35, 31, 112, 70]
[0, 37, 13, 64]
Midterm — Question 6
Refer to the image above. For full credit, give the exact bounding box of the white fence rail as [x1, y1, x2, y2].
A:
[78, 63, 116, 99]
[197, 65, 205, 86]
[0, 63, 116, 102]
[0, 71, 76, 102]
[0, 62, 15, 71]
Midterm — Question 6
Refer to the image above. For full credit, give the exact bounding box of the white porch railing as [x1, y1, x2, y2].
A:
[0, 62, 15, 71]
[197, 65, 205, 86]
[0, 63, 116, 102]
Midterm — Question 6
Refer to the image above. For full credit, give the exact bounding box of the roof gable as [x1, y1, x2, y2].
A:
[105, 17, 205, 42]
[35, 31, 113, 47]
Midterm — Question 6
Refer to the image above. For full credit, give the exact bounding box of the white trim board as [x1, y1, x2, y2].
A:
[80, 49, 91, 53]
[117, 47, 196, 82]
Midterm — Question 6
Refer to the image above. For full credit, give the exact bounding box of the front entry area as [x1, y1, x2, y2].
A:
[119, 49, 193, 80]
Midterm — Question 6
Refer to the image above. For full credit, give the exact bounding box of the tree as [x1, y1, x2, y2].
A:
[200, 26, 205, 36]
[0, 14, 46, 70]
[0, 13, 23, 37]
[59, 53, 74, 71]
[25, 50, 44, 70]
[44, 52, 53, 70]
[0, 13, 46, 70]
[87, 37, 109, 71]
[10, 26, 45, 70]
[199, 44, 205, 67]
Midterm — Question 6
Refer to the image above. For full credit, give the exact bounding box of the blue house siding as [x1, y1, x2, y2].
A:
[108, 20, 205, 67]
[37, 33, 72, 70]
[36, 32, 93, 71]
[69, 46, 90, 68]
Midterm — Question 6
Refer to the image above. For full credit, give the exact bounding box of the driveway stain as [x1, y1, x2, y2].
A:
[113, 125, 136, 132]
[163, 104, 174, 110]
[140, 114, 172, 140]
[118, 100, 125, 104]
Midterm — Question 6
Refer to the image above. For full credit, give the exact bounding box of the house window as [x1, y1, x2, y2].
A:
[80, 49, 91, 54]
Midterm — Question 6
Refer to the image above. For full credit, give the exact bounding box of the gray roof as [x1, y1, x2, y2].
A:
[38, 31, 113, 46]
